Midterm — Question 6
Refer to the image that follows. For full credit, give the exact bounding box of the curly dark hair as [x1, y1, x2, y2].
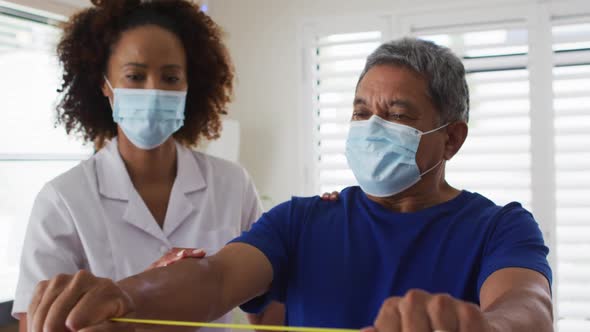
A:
[56, 0, 234, 148]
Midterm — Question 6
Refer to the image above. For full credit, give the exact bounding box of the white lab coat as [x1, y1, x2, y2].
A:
[12, 138, 263, 332]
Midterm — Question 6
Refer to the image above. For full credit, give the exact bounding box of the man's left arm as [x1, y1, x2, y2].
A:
[367, 204, 553, 332]
[366, 267, 552, 332]
[480, 267, 553, 332]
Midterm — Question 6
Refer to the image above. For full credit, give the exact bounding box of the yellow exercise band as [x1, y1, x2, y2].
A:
[111, 318, 359, 332]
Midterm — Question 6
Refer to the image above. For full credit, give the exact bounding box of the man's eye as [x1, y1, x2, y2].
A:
[352, 110, 370, 119]
[389, 113, 406, 120]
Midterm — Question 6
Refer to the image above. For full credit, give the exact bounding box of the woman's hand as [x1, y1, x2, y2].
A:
[320, 191, 340, 201]
[147, 248, 206, 270]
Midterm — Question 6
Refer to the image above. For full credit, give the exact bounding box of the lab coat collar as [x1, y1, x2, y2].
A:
[96, 138, 133, 201]
[174, 140, 208, 195]
[161, 141, 208, 237]
[96, 138, 207, 201]
[97, 138, 207, 239]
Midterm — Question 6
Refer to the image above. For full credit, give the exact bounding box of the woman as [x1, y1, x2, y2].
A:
[12, 0, 286, 331]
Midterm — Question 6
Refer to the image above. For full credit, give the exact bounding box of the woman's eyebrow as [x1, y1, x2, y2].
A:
[122, 62, 148, 68]
[161, 64, 183, 70]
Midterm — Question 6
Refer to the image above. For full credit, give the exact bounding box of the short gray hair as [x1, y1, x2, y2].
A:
[357, 38, 470, 123]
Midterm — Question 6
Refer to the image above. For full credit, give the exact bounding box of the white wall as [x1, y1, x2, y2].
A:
[209, 0, 308, 204]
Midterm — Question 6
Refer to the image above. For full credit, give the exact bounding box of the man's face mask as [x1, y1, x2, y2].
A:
[345, 115, 448, 197]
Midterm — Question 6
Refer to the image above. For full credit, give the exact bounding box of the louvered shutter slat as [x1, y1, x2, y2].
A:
[553, 21, 590, 331]
[313, 31, 383, 192]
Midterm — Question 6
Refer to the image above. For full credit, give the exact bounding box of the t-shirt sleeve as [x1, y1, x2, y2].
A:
[12, 183, 85, 318]
[229, 200, 295, 314]
[477, 203, 552, 296]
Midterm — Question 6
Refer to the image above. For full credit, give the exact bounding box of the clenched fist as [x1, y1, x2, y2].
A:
[365, 289, 494, 332]
[28, 270, 135, 332]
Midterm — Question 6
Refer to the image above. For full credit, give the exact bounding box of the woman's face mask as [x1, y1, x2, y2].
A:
[105, 77, 187, 150]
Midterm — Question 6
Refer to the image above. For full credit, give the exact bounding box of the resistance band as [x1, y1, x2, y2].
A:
[111, 318, 359, 332]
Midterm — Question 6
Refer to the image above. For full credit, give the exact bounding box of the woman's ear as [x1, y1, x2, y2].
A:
[101, 76, 113, 100]
[443, 121, 468, 161]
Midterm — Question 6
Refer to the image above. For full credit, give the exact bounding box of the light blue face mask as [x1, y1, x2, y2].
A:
[345, 115, 448, 197]
[105, 78, 187, 150]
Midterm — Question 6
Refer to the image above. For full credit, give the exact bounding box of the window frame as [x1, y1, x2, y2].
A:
[0, 3, 85, 164]
[0, 3, 89, 306]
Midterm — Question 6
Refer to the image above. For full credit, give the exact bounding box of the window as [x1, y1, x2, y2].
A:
[553, 20, 590, 332]
[311, 30, 383, 194]
[0, 6, 90, 303]
[304, 3, 590, 332]
[419, 27, 532, 209]
[309, 25, 534, 208]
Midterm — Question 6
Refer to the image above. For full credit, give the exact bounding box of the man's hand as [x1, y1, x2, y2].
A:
[366, 289, 494, 332]
[28, 270, 135, 332]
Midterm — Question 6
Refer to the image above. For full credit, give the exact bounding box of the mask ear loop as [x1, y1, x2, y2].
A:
[103, 75, 114, 92]
[419, 159, 444, 177]
[418, 122, 450, 177]
[103, 76, 115, 109]
[421, 122, 450, 136]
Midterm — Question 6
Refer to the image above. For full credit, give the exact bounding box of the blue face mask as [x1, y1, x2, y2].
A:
[105, 78, 187, 150]
[345, 115, 448, 197]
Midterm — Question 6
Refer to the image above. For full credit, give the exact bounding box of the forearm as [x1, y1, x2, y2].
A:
[18, 314, 26, 332]
[118, 258, 226, 323]
[247, 301, 285, 328]
[483, 287, 553, 332]
[117, 243, 273, 324]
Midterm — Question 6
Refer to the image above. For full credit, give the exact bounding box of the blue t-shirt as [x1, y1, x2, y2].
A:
[231, 187, 551, 329]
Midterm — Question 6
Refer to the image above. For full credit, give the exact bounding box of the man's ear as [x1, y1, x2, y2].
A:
[443, 121, 468, 161]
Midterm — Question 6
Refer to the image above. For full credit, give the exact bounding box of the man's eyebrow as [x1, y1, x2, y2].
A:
[353, 97, 367, 106]
[387, 99, 415, 110]
[384, 99, 422, 117]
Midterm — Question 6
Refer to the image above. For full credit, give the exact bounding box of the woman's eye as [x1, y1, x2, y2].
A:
[164, 76, 180, 84]
[126, 74, 144, 81]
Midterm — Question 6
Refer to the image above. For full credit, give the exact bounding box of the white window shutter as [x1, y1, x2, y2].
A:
[307, 10, 590, 332]
[419, 28, 533, 209]
[312, 31, 382, 193]
[553, 20, 590, 332]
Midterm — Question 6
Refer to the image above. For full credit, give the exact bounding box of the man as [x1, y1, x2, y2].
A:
[26, 38, 553, 332]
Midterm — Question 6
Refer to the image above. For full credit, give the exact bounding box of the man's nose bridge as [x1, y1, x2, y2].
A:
[373, 101, 390, 118]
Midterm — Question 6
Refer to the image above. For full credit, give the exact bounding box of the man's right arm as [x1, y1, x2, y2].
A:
[27, 243, 273, 332]
[121, 243, 274, 322]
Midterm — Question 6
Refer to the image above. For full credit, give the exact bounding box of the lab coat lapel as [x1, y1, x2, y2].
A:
[162, 143, 207, 237]
[96, 139, 131, 201]
[97, 139, 168, 241]
[123, 189, 169, 241]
